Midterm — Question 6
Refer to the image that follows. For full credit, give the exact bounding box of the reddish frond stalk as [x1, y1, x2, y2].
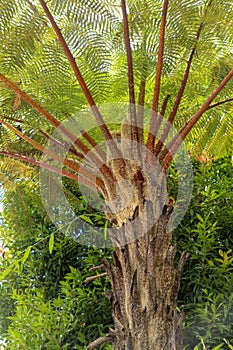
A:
[158, 145, 169, 164]
[151, 94, 170, 148]
[137, 80, 146, 143]
[39, 130, 84, 159]
[162, 153, 174, 173]
[0, 150, 100, 191]
[161, 68, 233, 169]
[179, 69, 233, 140]
[158, 133, 179, 166]
[0, 73, 114, 181]
[136, 36, 147, 140]
[41, 129, 112, 185]
[0, 73, 87, 152]
[152, 0, 169, 113]
[138, 81, 146, 110]
[80, 129, 106, 163]
[207, 97, 233, 110]
[121, 0, 135, 107]
[0, 73, 60, 127]
[121, 0, 139, 144]
[160, 94, 170, 116]
[1, 116, 25, 124]
[155, 22, 203, 156]
[38, 0, 94, 107]
[38, 0, 122, 162]
[155, 1, 214, 157]
[147, 0, 169, 152]
[0, 120, 98, 183]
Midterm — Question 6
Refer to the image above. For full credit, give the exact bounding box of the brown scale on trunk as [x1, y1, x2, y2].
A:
[102, 142, 188, 348]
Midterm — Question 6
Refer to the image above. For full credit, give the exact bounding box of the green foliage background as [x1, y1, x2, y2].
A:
[0, 156, 232, 349]
[0, 180, 113, 349]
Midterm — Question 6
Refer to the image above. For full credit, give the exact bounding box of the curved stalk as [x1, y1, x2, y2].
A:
[147, 0, 169, 152]
[161, 68, 233, 169]
[39, 130, 84, 160]
[160, 94, 170, 116]
[121, 0, 142, 166]
[208, 97, 233, 110]
[155, 22, 204, 156]
[0, 73, 114, 181]
[80, 129, 107, 163]
[155, 0, 214, 157]
[1, 120, 100, 184]
[137, 50, 148, 144]
[38, 0, 123, 163]
[0, 150, 100, 191]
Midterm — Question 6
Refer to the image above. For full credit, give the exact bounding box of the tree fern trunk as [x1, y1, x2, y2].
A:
[104, 201, 188, 350]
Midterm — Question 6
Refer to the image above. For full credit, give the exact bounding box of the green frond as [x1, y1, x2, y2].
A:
[0, 4, 47, 72]
[0, 0, 232, 161]
[0, 123, 19, 151]
[0, 157, 36, 192]
[0, 0, 18, 27]
[190, 107, 233, 156]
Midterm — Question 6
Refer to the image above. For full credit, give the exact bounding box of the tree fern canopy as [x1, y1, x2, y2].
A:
[0, 0, 232, 159]
[1, 2, 233, 348]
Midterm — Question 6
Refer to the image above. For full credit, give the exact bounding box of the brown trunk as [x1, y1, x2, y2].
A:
[104, 200, 188, 350]
[100, 127, 189, 349]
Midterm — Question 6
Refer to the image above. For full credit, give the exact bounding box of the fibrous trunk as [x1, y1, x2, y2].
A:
[101, 130, 188, 349]
[104, 204, 187, 350]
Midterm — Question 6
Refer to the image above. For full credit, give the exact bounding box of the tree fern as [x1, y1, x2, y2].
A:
[0, 1, 233, 349]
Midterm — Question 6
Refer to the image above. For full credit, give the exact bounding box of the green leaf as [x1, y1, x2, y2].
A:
[224, 339, 233, 349]
[104, 219, 109, 240]
[21, 246, 32, 266]
[79, 215, 93, 224]
[0, 263, 15, 281]
[212, 343, 224, 350]
[196, 213, 204, 222]
[49, 233, 54, 254]
[219, 249, 224, 257]
[77, 332, 86, 344]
